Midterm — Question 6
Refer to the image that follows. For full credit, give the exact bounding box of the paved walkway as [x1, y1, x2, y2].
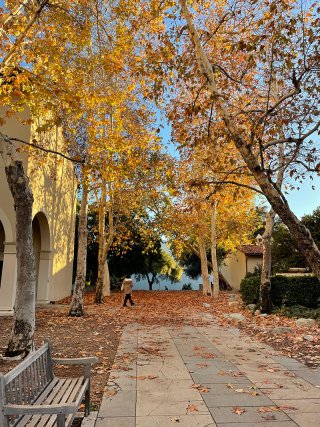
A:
[92, 316, 320, 427]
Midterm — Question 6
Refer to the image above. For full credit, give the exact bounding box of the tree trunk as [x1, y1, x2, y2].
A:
[260, 209, 275, 313]
[146, 273, 155, 290]
[102, 204, 114, 298]
[69, 180, 88, 317]
[95, 181, 106, 304]
[102, 258, 111, 297]
[1, 135, 36, 357]
[211, 202, 219, 297]
[196, 205, 212, 296]
[180, 0, 320, 280]
[260, 143, 285, 313]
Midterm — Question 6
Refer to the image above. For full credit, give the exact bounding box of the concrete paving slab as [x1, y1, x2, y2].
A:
[271, 356, 310, 370]
[201, 383, 274, 407]
[259, 380, 320, 399]
[291, 368, 320, 386]
[95, 416, 135, 427]
[216, 422, 299, 427]
[98, 390, 136, 417]
[272, 398, 320, 413]
[208, 405, 293, 424]
[136, 414, 217, 426]
[136, 399, 210, 416]
[286, 412, 320, 427]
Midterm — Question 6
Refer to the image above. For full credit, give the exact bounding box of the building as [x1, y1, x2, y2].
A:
[221, 236, 263, 290]
[0, 107, 77, 314]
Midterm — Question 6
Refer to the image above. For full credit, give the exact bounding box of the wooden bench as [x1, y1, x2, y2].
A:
[0, 342, 99, 427]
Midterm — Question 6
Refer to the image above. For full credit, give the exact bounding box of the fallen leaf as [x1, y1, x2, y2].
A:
[233, 407, 246, 415]
[198, 387, 210, 393]
[278, 405, 298, 411]
[147, 375, 158, 380]
[191, 384, 202, 388]
[187, 403, 199, 413]
[258, 406, 280, 413]
[171, 416, 180, 423]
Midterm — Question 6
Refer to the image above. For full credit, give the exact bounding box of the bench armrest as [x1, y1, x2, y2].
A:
[52, 356, 99, 366]
[4, 403, 77, 416]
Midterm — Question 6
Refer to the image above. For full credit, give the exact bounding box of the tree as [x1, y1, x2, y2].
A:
[135, 244, 183, 290]
[271, 207, 320, 273]
[0, 135, 35, 357]
[177, 0, 320, 281]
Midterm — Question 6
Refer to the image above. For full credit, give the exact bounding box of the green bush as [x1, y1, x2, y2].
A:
[240, 275, 320, 308]
[274, 305, 320, 319]
[182, 283, 193, 290]
[240, 276, 260, 305]
[271, 276, 320, 308]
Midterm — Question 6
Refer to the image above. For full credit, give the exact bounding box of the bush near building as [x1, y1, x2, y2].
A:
[240, 275, 320, 309]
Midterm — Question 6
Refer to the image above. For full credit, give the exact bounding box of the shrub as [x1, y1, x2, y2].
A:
[274, 305, 320, 319]
[240, 276, 260, 305]
[182, 283, 193, 290]
[271, 276, 320, 308]
[240, 275, 320, 308]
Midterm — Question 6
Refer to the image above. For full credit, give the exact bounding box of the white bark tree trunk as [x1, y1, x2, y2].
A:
[260, 209, 275, 312]
[1, 135, 35, 357]
[95, 181, 106, 304]
[179, 0, 320, 280]
[102, 259, 111, 297]
[197, 206, 211, 295]
[69, 178, 88, 317]
[211, 202, 219, 297]
[260, 144, 285, 313]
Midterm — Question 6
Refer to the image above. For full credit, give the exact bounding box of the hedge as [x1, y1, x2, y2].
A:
[240, 275, 320, 308]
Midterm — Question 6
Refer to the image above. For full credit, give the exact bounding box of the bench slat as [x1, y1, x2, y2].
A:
[45, 378, 85, 427]
[3, 345, 50, 385]
[26, 379, 73, 427]
[13, 378, 60, 427]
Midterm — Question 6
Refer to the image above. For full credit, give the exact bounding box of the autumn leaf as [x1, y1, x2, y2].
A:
[171, 416, 180, 422]
[278, 405, 298, 411]
[233, 407, 246, 415]
[258, 406, 280, 413]
[187, 403, 199, 413]
[198, 387, 210, 393]
[191, 383, 202, 388]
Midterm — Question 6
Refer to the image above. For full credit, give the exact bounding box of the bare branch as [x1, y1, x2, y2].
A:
[212, 63, 242, 84]
[264, 119, 320, 149]
[1, 133, 85, 163]
[259, 88, 301, 123]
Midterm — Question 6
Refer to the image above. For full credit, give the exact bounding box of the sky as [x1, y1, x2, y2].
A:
[158, 116, 320, 219]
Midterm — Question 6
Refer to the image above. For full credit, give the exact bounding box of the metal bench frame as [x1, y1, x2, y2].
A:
[0, 342, 98, 427]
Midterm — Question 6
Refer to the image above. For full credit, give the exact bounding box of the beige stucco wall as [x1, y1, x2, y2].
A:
[0, 107, 77, 312]
[221, 251, 263, 291]
[221, 251, 247, 291]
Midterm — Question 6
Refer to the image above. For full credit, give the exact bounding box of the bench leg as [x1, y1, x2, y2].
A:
[85, 389, 90, 416]
[57, 413, 65, 427]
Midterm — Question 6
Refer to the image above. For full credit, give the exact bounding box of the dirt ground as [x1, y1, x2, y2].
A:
[1, 290, 319, 414]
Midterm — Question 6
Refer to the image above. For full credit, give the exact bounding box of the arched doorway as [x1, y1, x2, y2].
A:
[0, 208, 16, 313]
[32, 212, 51, 303]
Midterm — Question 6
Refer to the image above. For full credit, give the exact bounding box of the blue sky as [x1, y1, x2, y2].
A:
[158, 119, 319, 219]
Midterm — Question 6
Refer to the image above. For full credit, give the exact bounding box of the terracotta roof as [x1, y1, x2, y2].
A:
[239, 245, 263, 256]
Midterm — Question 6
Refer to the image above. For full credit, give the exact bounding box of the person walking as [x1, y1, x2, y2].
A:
[121, 275, 135, 307]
